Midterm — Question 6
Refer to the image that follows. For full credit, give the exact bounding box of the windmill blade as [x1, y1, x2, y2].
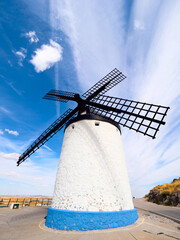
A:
[44, 68, 126, 103]
[17, 108, 78, 166]
[89, 95, 170, 139]
[43, 90, 78, 103]
[17, 69, 127, 166]
[82, 68, 126, 100]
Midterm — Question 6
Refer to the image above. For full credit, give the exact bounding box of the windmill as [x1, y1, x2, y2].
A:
[17, 68, 169, 231]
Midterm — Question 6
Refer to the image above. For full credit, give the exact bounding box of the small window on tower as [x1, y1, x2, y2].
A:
[72, 124, 75, 129]
[95, 122, 100, 126]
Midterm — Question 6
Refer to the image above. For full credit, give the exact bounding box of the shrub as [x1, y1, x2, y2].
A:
[161, 191, 170, 197]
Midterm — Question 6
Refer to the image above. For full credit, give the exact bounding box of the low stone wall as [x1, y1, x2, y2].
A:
[45, 207, 138, 231]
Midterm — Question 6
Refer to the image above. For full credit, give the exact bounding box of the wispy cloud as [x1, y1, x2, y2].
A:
[25, 31, 39, 43]
[16, 51, 25, 58]
[0, 106, 11, 114]
[0, 152, 20, 159]
[50, 0, 180, 197]
[0, 171, 21, 179]
[13, 47, 27, 66]
[2, 0, 178, 198]
[30, 39, 63, 72]
[5, 129, 19, 136]
[5, 81, 22, 96]
[0, 132, 57, 195]
[43, 145, 53, 152]
[50, 0, 125, 92]
[0, 74, 6, 80]
[0, 130, 3, 135]
[120, 0, 180, 196]
[0, 151, 56, 195]
[134, 20, 145, 30]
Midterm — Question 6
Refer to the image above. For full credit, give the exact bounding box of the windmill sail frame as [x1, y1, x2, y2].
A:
[17, 68, 125, 165]
[17, 68, 169, 165]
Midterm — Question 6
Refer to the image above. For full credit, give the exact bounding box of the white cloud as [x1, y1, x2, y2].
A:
[5, 129, 19, 136]
[0, 120, 58, 196]
[13, 47, 27, 66]
[0, 152, 20, 160]
[50, 0, 125, 91]
[4, 0, 178, 198]
[16, 51, 25, 58]
[30, 39, 63, 72]
[50, 0, 180, 197]
[0, 146, 57, 195]
[0, 130, 3, 135]
[0, 171, 21, 179]
[25, 31, 39, 43]
[122, 0, 180, 196]
[33, 177, 43, 182]
[134, 20, 145, 30]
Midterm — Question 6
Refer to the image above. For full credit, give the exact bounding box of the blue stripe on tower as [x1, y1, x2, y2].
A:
[45, 207, 138, 231]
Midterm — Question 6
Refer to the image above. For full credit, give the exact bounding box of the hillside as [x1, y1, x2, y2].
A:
[145, 178, 180, 206]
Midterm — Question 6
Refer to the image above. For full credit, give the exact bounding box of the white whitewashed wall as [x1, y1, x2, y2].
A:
[52, 119, 134, 211]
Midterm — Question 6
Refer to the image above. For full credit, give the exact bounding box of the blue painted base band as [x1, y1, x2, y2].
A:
[45, 207, 138, 231]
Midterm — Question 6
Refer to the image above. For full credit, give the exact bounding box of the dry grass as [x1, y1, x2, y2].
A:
[152, 179, 180, 194]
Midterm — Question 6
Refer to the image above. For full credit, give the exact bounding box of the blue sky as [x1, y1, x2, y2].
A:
[0, 0, 180, 197]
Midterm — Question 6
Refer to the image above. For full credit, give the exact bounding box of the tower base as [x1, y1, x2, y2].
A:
[45, 207, 138, 231]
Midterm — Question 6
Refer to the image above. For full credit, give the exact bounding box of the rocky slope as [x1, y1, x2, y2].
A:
[145, 178, 180, 206]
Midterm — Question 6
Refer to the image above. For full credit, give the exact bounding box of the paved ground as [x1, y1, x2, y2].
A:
[0, 199, 179, 240]
[134, 198, 180, 222]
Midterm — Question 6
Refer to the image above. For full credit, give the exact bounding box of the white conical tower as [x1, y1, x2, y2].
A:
[45, 114, 138, 230]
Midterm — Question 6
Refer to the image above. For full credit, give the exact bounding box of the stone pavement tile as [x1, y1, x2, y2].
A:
[138, 220, 180, 239]
[106, 231, 137, 240]
[80, 231, 135, 240]
[0, 227, 11, 240]
[48, 231, 136, 240]
[131, 230, 178, 240]
[1, 206, 179, 240]
[37, 232, 80, 240]
[34, 227, 137, 240]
